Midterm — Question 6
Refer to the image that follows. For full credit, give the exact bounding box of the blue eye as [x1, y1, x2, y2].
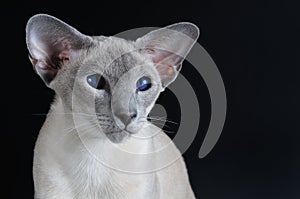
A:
[136, 76, 152, 91]
[87, 74, 107, 90]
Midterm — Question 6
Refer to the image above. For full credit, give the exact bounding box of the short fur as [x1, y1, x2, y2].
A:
[26, 14, 199, 199]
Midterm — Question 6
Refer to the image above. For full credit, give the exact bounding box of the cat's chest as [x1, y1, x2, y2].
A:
[68, 161, 157, 199]
[44, 138, 158, 199]
[35, 106, 159, 198]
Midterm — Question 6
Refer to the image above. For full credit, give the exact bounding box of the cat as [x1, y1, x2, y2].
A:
[26, 14, 199, 199]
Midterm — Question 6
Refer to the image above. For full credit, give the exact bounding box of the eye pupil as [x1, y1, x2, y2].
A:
[97, 76, 106, 89]
[137, 76, 152, 91]
[87, 74, 107, 90]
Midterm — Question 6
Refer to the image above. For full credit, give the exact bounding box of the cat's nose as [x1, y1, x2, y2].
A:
[114, 112, 137, 129]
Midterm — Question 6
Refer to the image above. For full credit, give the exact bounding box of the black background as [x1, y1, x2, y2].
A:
[2, 0, 300, 198]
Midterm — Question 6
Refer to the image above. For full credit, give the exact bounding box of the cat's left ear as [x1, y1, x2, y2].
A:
[136, 22, 199, 88]
[26, 14, 92, 85]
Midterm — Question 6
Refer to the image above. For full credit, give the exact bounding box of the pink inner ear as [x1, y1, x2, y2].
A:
[59, 52, 70, 61]
[156, 64, 175, 77]
[147, 48, 183, 76]
[148, 49, 173, 64]
[54, 41, 72, 62]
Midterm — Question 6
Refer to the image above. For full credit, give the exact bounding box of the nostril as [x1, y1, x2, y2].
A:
[130, 113, 137, 119]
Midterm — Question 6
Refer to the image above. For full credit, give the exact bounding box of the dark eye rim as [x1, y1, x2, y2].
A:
[86, 74, 109, 91]
[136, 76, 152, 92]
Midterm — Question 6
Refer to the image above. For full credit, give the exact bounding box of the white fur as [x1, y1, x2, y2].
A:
[33, 97, 195, 199]
[27, 14, 198, 199]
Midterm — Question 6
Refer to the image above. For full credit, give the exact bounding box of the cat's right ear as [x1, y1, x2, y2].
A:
[136, 23, 199, 88]
[26, 14, 92, 85]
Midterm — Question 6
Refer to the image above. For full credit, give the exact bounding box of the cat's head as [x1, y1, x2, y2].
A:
[26, 14, 199, 143]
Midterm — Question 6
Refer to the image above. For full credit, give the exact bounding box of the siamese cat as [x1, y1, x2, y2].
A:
[26, 14, 199, 199]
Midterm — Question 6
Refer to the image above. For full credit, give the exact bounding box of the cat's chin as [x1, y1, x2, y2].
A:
[105, 130, 131, 143]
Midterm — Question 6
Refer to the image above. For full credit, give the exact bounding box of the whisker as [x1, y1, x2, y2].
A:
[61, 120, 93, 132]
[151, 122, 172, 129]
[53, 122, 93, 146]
[32, 112, 98, 117]
[149, 120, 168, 126]
[161, 129, 177, 134]
[146, 116, 178, 125]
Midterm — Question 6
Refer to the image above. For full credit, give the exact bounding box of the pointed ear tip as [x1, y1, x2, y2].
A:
[26, 13, 59, 30]
[26, 14, 50, 32]
[184, 22, 200, 33]
[28, 13, 55, 22]
[170, 22, 200, 39]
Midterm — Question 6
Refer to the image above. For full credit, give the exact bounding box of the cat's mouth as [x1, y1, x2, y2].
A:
[99, 118, 146, 143]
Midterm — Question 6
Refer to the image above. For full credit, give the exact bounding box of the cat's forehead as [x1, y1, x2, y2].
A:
[82, 36, 147, 78]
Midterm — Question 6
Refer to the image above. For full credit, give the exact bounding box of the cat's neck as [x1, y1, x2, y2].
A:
[35, 96, 158, 198]
[41, 96, 155, 173]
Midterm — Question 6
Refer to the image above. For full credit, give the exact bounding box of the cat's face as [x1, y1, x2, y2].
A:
[26, 14, 199, 143]
[69, 37, 163, 142]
